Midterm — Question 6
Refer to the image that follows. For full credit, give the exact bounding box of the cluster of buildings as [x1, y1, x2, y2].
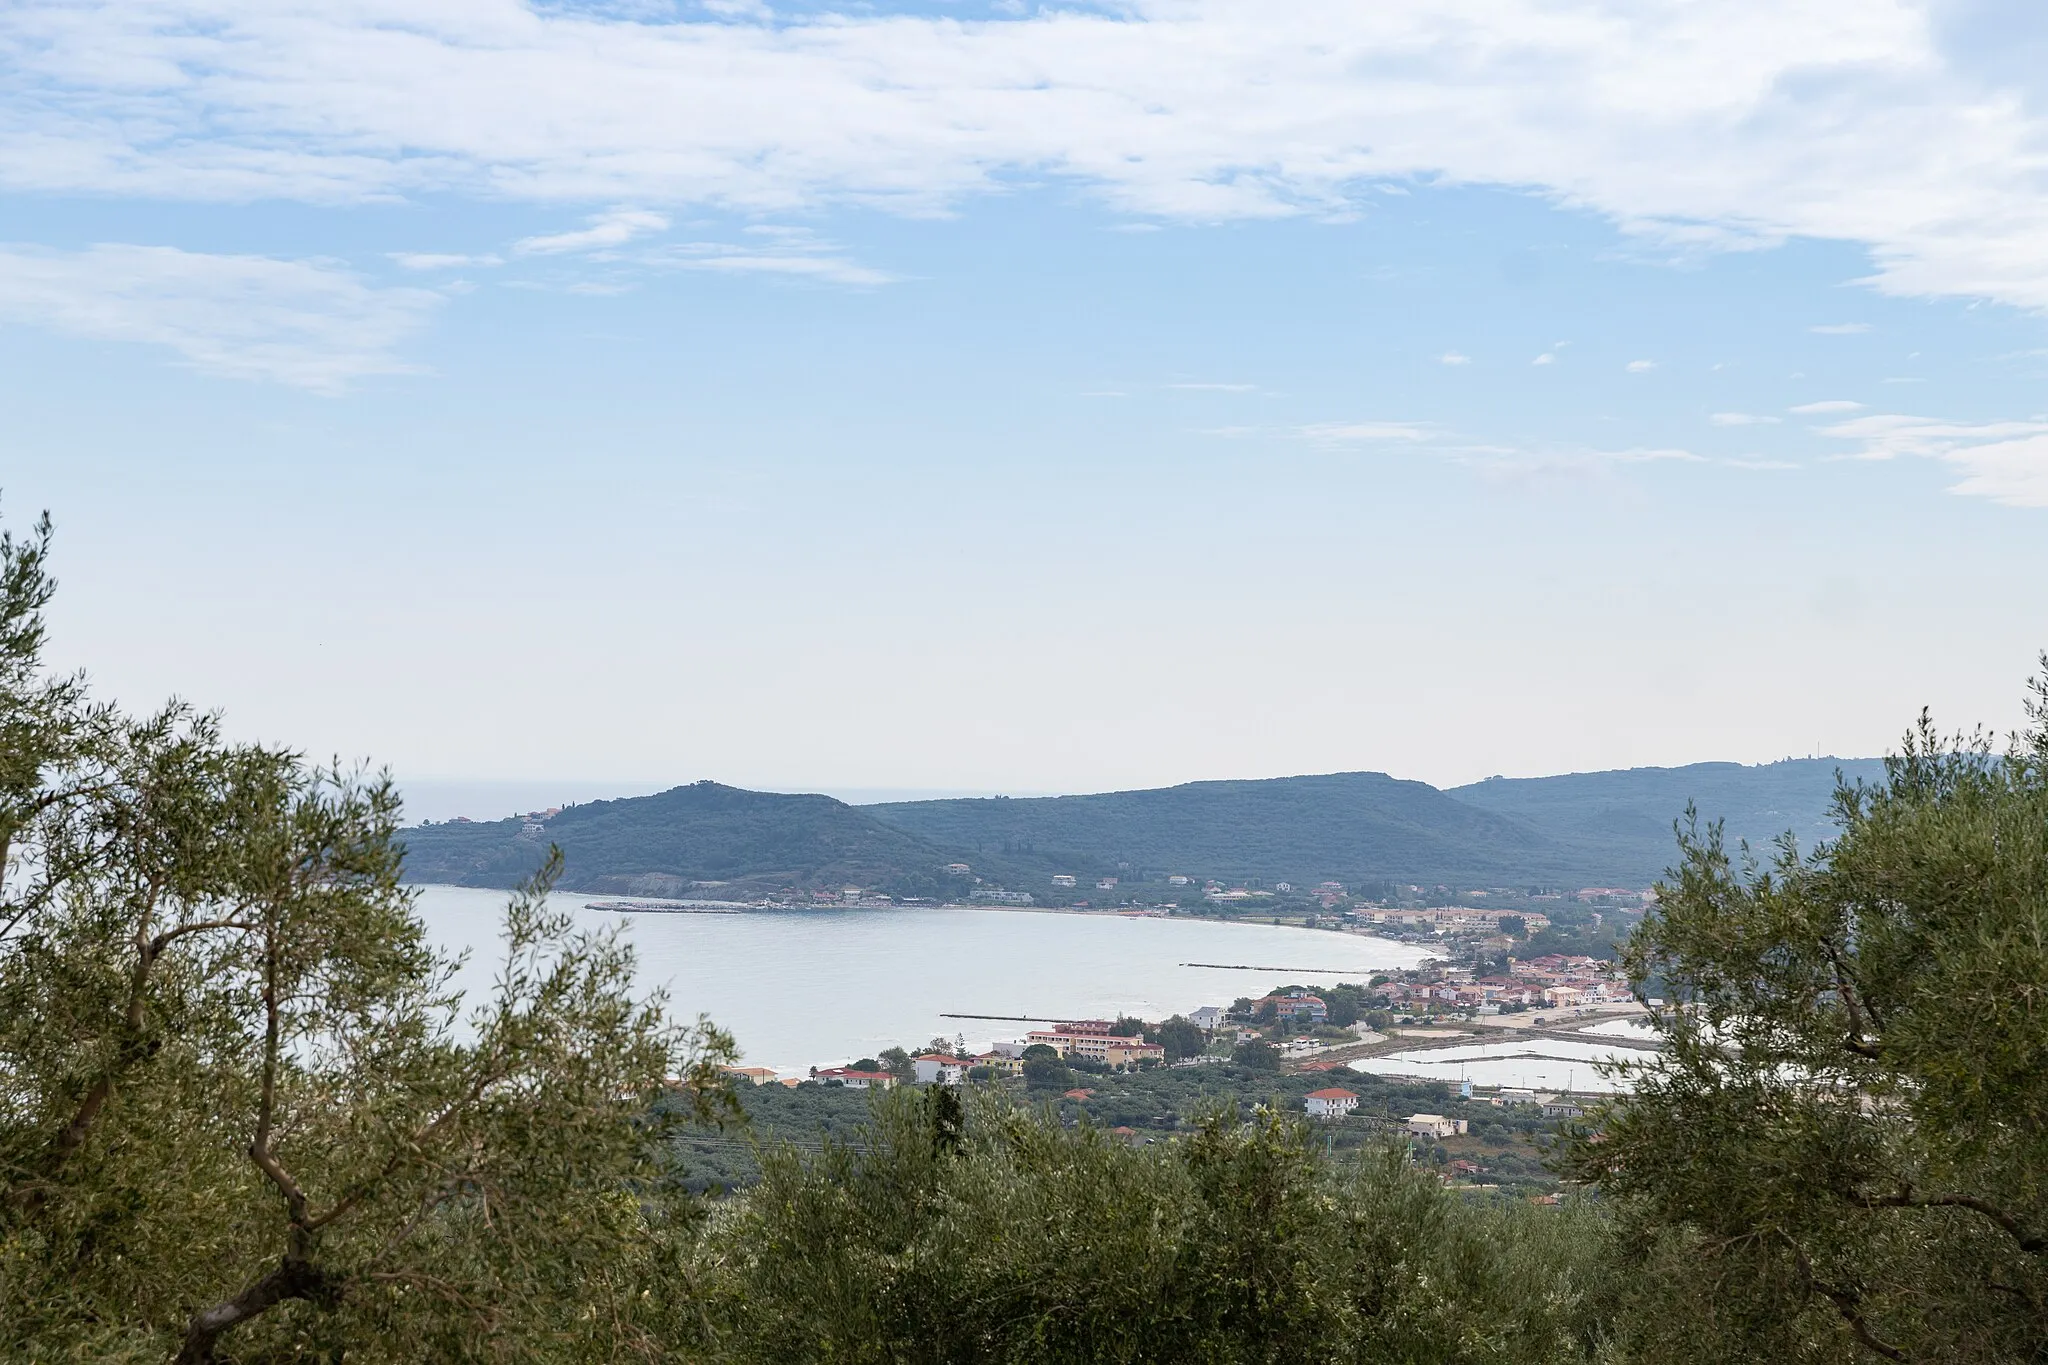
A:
[749, 1019, 1171, 1094]
[1377, 953, 1627, 1013]
[1356, 907, 1551, 935]
[1017, 1020, 1166, 1067]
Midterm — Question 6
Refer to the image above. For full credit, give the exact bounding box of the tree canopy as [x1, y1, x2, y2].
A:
[0, 511, 736, 1362]
[1571, 690, 2048, 1361]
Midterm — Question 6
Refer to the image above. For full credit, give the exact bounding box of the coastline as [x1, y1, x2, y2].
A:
[404, 881, 1421, 951]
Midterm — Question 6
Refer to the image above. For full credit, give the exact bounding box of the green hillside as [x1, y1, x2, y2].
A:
[398, 781, 968, 896]
[1446, 756, 1886, 882]
[399, 760, 1886, 896]
[865, 772, 1557, 884]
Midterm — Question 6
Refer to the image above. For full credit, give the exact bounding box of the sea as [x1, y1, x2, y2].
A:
[412, 884, 1436, 1076]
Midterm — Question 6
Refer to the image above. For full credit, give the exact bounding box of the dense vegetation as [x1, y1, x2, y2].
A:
[676, 1066, 1569, 1196]
[7, 504, 2045, 1362]
[1565, 709, 2048, 1360]
[679, 1089, 1614, 1365]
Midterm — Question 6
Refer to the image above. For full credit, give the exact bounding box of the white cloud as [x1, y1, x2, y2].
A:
[0, 243, 438, 392]
[1625, 359, 1656, 372]
[1809, 322, 1871, 334]
[1532, 352, 1555, 365]
[389, 251, 502, 270]
[1293, 420, 1700, 478]
[1440, 352, 1471, 366]
[11, 2, 2048, 308]
[514, 209, 670, 256]
[1820, 413, 2048, 507]
[642, 228, 893, 286]
[1710, 412, 1780, 426]
[1791, 399, 1864, 414]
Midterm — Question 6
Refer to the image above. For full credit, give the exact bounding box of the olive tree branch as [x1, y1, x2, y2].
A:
[1790, 1241, 1908, 1362]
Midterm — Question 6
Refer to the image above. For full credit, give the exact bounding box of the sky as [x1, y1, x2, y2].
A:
[8, 0, 2048, 811]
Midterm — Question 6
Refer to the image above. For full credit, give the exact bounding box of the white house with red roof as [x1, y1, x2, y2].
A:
[1303, 1087, 1361, 1119]
[812, 1067, 897, 1090]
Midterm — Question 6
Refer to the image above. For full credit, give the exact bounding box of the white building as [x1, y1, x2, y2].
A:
[1405, 1114, 1467, 1140]
[1304, 1087, 1361, 1119]
[813, 1067, 897, 1090]
[1189, 1006, 1226, 1032]
[1051, 874, 1078, 888]
[913, 1053, 971, 1085]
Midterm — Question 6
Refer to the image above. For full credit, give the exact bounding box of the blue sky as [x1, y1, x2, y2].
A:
[8, 0, 2048, 807]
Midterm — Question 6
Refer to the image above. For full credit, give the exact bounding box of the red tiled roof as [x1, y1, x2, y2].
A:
[914, 1054, 971, 1065]
[1062, 1088, 1093, 1099]
[1305, 1087, 1360, 1100]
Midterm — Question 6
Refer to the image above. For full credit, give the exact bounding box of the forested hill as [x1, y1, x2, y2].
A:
[399, 758, 1883, 896]
[1444, 757, 1889, 875]
[864, 772, 1553, 885]
[397, 782, 968, 897]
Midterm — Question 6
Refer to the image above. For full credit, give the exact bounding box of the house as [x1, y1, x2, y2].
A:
[1304, 1087, 1361, 1119]
[1406, 1114, 1467, 1140]
[1051, 874, 1078, 888]
[1167, 875, 1190, 886]
[1257, 990, 1328, 1024]
[1188, 1005, 1226, 1032]
[813, 1067, 897, 1090]
[1275, 881, 1294, 893]
[720, 1066, 781, 1086]
[945, 862, 972, 875]
[913, 1053, 972, 1085]
[1538, 1095, 1586, 1119]
[972, 1051, 1023, 1075]
[1097, 876, 1119, 889]
[1062, 1088, 1093, 1100]
[1022, 1030, 1165, 1068]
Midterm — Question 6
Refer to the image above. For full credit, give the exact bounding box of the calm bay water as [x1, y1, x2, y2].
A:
[413, 885, 1434, 1075]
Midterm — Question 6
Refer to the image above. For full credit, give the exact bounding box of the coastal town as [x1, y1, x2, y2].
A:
[700, 895, 1651, 1193]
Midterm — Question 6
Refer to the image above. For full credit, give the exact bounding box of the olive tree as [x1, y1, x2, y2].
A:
[0, 509, 736, 1362]
[1572, 677, 2048, 1362]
